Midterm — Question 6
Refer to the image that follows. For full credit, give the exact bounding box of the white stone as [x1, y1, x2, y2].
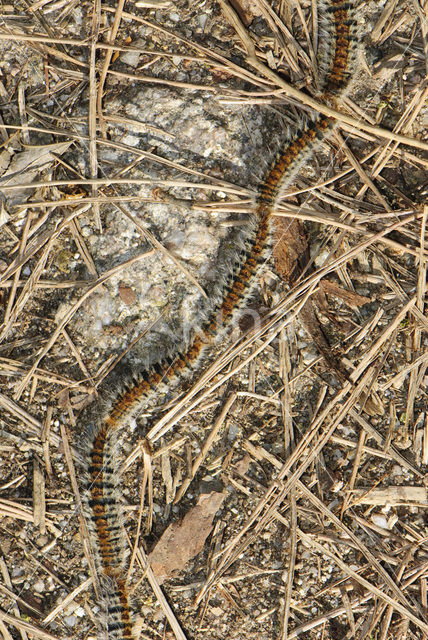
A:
[371, 514, 388, 529]
[64, 616, 77, 628]
[33, 580, 45, 593]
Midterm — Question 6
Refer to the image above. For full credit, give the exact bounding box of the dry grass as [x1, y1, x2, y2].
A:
[0, 0, 427, 639]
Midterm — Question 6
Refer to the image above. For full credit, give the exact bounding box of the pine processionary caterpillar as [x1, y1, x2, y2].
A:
[317, 0, 359, 100]
[91, 577, 134, 640]
[80, 2, 358, 638]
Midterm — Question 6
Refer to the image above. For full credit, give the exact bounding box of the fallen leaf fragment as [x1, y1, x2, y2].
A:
[118, 284, 136, 306]
[0, 141, 72, 206]
[148, 491, 225, 584]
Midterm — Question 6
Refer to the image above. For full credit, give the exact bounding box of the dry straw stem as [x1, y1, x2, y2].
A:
[59, 422, 100, 599]
[0, 177, 247, 197]
[217, 0, 428, 151]
[283, 594, 373, 639]
[8, 196, 156, 210]
[332, 130, 389, 209]
[329, 433, 413, 462]
[41, 405, 54, 480]
[0, 124, 247, 193]
[0, 583, 41, 617]
[196, 370, 377, 602]
[350, 296, 417, 382]
[3, 5, 427, 150]
[278, 329, 293, 451]
[350, 486, 428, 506]
[127, 544, 189, 640]
[3, 209, 32, 332]
[0, 618, 13, 640]
[43, 578, 92, 625]
[32, 456, 46, 534]
[96, 0, 126, 139]
[115, 201, 207, 297]
[0, 497, 59, 534]
[0, 358, 82, 389]
[280, 488, 297, 640]
[340, 587, 356, 635]
[0, 611, 58, 640]
[88, 0, 101, 228]
[342, 428, 366, 511]
[0, 391, 65, 449]
[127, 439, 153, 579]
[13, 250, 154, 399]
[370, 0, 399, 41]
[121, 435, 187, 473]
[404, 205, 428, 430]
[174, 393, 237, 503]
[297, 529, 428, 635]
[62, 328, 95, 388]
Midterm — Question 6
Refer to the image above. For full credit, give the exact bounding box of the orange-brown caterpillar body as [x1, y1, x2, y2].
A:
[318, 0, 358, 99]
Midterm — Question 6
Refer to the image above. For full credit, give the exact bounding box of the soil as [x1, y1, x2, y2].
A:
[0, 1, 427, 640]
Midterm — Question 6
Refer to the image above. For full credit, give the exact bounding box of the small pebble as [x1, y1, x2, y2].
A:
[118, 285, 136, 306]
[371, 514, 388, 529]
[120, 50, 141, 67]
[36, 535, 49, 547]
[313, 248, 330, 267]
[33, 580, 45, 593]
[64, 616, 77, 628]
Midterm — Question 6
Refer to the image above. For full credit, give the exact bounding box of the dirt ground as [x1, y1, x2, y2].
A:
[0, 1, 427, 639]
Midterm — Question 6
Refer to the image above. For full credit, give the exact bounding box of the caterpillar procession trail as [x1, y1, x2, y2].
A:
[81, 1, 359, 638]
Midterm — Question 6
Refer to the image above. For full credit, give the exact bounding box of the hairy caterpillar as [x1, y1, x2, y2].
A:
[80, 2, 358, 638]
[317, 0, 359, 100]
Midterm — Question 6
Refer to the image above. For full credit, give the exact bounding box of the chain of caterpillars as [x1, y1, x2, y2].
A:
[81, 2, 359, 638]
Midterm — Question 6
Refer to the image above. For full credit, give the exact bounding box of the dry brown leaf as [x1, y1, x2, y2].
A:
[0, 141, 72, 206]
[273, 218, 309, 283]
[118, 284, 136, 306]
[148, 491, 225, 584]
[274, 218, 348, 379]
